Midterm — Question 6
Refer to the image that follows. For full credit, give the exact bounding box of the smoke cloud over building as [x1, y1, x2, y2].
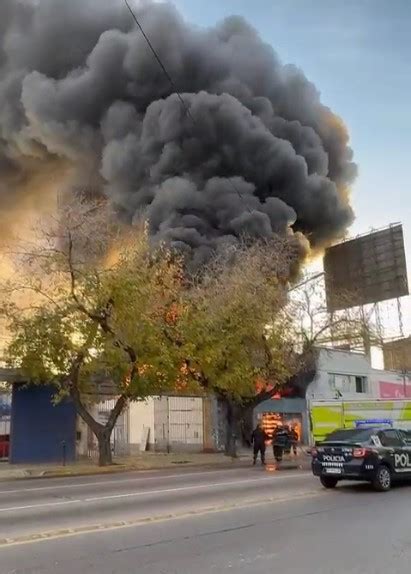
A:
[0, 0, 356, 265]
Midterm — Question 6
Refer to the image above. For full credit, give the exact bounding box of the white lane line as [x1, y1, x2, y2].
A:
[0, 500, 80, 513]
[0, 473, 312, 512]
[0, 469, 309, 496]
[0, 469, 240, 495]
[84, 474, 311, 503]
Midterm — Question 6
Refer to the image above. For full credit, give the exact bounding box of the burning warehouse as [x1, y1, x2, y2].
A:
[255, 347, 411, 445]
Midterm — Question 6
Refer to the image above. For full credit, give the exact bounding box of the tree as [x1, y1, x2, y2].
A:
[1, 200, 188, 465]
[184, 266, 383, 456]
[180, 239, 299, 456]
[289, 273, 383, 354]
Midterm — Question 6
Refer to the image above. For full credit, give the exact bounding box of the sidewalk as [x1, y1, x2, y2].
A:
[0, 449, 311, 481]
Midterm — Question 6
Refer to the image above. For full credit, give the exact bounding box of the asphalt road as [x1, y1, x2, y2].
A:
[1, 467, 411, 573]
[0, 465, 315, 541]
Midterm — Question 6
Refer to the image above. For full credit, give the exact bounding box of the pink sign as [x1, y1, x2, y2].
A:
[379, 380, 410, 399]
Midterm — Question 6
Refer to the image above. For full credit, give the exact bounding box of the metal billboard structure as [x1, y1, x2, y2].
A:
[324, 224, 409, 312]
[383, 337, 411, 373]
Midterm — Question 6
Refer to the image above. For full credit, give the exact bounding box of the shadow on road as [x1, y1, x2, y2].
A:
[333, 481, 411, 494]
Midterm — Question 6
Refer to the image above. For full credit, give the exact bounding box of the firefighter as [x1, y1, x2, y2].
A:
[272, 424, 291, 462]
[251, 422, 269, 465]
[290, 425, 299, 456]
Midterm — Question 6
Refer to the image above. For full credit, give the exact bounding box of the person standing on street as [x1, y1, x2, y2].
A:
[290, 425, 299, 456]
[272, 424, 291, 462]
[251, 422, 269, 465]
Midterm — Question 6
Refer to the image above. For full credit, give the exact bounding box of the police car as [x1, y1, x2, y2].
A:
[311, 427, 411, 491]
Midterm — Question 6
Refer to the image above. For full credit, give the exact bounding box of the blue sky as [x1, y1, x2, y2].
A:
[174, 0, 410, 252]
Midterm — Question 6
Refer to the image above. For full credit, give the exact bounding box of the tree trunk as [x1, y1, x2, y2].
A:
[69, 383, 127, 467]
[96, 429, 113, 466]
[239, 404, 253, 448]
[94, 395, 128, 466]
[224, 398, 237, 458]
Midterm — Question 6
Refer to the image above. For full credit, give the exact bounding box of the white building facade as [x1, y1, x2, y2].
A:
[307, 348, 411, 400]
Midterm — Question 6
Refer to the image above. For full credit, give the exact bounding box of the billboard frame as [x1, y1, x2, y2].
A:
[324, 223, 409, 312]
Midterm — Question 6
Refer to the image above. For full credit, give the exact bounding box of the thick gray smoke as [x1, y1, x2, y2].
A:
[0, 0, 356, 265]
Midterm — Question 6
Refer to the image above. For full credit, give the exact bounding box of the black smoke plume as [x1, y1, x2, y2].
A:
[0, 0, 356, 265]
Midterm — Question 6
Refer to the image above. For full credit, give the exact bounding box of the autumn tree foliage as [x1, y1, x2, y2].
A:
[178, 240, 299, 455]
[1, 201, 189, 465]
[1, 199, 307, 462]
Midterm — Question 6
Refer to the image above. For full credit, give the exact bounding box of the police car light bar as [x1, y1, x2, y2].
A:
[355, 419, 393, 428]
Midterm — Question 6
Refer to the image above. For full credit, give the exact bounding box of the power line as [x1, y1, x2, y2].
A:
[123, 0, 252, 212]
[124, 0, 193, 122]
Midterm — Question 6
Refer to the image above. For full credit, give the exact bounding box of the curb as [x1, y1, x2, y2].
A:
[0, 458, 253, 482]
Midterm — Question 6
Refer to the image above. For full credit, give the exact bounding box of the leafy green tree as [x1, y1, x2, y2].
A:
[1, 201, 188, 465]
[180, 240, 298, 456]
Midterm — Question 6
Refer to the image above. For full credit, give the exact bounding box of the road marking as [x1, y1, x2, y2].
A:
[0, 473, 312, 512]
[0, 469, 232, 494]
[83, 474, 311, 502]
[0, 467, 302, 495]
[0, 490, 321, 548]
[0, 470, 311, 496]
[0, 499, 80, 513]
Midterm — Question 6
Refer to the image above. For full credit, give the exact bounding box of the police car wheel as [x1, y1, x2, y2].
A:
[373, 465, 391, 492]
[320, 476, 338, 489]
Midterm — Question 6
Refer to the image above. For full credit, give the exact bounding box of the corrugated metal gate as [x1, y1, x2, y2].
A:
[87, 398, 129, 460]
[169, 396, 203, 447]
[153, 396, 204, 452]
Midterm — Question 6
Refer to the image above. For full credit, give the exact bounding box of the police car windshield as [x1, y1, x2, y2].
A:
[324, 428, 376, 443]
